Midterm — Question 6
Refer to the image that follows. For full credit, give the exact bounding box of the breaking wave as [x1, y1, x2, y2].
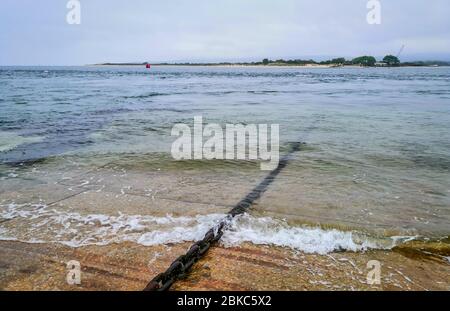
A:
[0, 202, 406, 254]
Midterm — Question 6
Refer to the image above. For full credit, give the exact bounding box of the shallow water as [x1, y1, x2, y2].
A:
[0, 66, 449, 253]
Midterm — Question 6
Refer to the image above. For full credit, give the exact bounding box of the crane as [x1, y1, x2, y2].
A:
[396, 44, 405, 58]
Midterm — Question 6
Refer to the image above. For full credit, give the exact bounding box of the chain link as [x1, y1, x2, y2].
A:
[144, 142, 303, 291]
[143, 220, 225, 291]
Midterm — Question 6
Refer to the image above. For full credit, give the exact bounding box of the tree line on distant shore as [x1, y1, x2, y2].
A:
[259, 55, 401, 67]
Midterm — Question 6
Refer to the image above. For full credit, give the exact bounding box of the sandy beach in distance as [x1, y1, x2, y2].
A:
[93, 64, 337, 68]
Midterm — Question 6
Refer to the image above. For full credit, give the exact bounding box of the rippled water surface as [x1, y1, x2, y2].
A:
[0, 66, 449, 251]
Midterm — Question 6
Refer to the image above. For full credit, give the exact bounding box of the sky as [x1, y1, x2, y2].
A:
[0, 0, 449, 65]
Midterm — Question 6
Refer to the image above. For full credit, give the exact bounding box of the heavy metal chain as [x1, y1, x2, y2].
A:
[144, 142, 303, 291]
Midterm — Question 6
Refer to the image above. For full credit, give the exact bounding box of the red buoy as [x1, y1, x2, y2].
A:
[146, 63, 151, 69]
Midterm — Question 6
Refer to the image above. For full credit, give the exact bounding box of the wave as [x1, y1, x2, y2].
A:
[221, 215, 396, 254]
[122, 92, 170, 99]
[0, 202, 404, 253]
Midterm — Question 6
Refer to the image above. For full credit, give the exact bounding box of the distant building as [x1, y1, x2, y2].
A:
[375, 62, 388, 67]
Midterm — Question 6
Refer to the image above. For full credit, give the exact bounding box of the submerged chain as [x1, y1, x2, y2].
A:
[144, 142, 303, 291]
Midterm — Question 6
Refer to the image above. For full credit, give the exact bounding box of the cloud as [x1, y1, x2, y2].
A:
[0, 0, 449, 65]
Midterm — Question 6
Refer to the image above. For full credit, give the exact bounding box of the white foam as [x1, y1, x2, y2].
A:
[221, 214, 389, 255]
[0, 202, 399, 253]
[0, 202, 225, 247]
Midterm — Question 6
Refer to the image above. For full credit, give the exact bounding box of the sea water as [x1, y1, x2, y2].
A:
[0, 66, 449, 253]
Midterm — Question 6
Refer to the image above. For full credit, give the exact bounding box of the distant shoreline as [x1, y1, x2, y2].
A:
[91, 56, 450, 68]
[92, 63, 336, 68]
[91, 63, 447, 68]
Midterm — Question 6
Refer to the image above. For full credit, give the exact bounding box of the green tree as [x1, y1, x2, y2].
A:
[352, 56, 376, 67]
[331, 58, 346, 64]
[262, 58, 269, 65]
[382, 55, 400, 66]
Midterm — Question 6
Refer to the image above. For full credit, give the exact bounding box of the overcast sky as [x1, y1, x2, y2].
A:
[1, 0, 449, 65]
